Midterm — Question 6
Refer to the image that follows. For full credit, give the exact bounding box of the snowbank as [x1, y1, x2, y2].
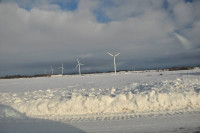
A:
[0, 78, 199, 118]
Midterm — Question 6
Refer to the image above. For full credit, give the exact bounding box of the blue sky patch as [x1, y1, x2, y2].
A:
[163, 0, 169, 10]
[50, 0, 79, 11]
[93, 9, 112, 23]
[0, 0, 79, 11]
[92, 1, 116, 23]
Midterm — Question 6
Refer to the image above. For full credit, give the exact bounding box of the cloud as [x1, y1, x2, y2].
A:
[0, 0, 200, 76]
[97, 0, 164, 21]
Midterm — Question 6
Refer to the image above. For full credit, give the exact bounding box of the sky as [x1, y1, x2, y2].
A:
[0, 0, 200, 76]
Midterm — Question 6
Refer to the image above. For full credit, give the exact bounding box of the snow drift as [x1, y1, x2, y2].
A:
[0, 78, 199, 117]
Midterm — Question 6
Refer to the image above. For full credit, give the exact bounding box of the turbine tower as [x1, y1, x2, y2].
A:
[58, 63, 64, 75]
[76, 58, 84, 75]
[107, 52, 120, 74]
[50, 66, 54, 75]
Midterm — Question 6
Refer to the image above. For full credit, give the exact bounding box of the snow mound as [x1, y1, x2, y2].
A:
[0, 78, 199, 117]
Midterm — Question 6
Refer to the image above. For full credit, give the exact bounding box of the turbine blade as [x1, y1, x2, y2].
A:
[80, 63, 84, 65]
[115, 53, 120, 56]
[107, 52, 113, 56]
[76, 64, 79, 68]
[77, 58, 80, 63]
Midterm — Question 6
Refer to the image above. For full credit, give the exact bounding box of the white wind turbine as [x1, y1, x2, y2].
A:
[50, 66, 54, 75]
[76, 58, 84, 75]
[107, 52, 120, 74]
[58, 63, 64, 75]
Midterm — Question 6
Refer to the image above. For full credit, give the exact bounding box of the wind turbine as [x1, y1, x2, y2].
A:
[107, 52, 120, 74]
[76, 58, 84, 75]
[58, 63, 64, 75]
[50, 66, 54, 75]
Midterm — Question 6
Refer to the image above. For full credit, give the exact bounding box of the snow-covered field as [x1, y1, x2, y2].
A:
[0, 68, 200, 133]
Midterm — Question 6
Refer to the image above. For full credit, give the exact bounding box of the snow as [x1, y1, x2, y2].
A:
[0, 68, 200, 132]
[72, 113, 200, 133]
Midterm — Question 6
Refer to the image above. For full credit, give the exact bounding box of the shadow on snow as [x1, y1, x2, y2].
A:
[0, 104, 86, 133]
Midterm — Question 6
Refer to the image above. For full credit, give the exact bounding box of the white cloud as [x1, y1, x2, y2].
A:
[173, 1, 195, 28]
[0, 0, 200, 75]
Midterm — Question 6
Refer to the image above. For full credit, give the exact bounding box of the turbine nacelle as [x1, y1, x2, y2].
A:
[50, 66, 54, 75]
[76, 58, 84, 75]
[58, 64, 64, 69]
[107, 52, 120, 75]
[107, 52, 120, 57]
[76, 59, 84, 66]
[58, 63, 64, 75]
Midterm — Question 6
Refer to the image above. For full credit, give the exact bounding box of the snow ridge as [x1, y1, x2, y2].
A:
[0, 78, 199, 118]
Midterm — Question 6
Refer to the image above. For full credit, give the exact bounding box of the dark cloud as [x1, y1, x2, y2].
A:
[0, 0, 200, 76]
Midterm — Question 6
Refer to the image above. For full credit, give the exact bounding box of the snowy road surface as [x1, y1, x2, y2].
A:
[0, 69, 200, 132]
[72, 113, 200, 133]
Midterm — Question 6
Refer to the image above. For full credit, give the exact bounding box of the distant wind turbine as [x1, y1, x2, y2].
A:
[107, 52, 120, 74]
[76, 58, 84, 75]
[50, 66, 54, 75]
[58, 64, 64, 75]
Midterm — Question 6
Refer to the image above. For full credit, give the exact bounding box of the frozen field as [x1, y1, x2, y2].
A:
[0, 68, 200, 133]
